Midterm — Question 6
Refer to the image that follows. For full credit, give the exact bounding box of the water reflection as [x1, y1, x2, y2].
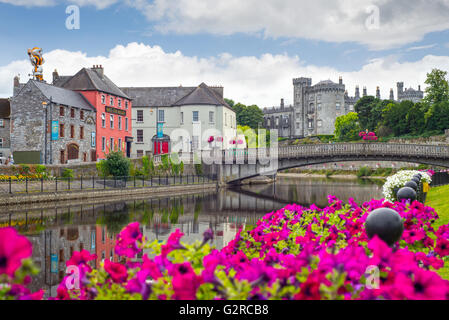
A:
[1, 177, 383, 297]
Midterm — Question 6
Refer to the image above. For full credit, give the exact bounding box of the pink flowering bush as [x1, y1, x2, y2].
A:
[2, 196, 449, 300]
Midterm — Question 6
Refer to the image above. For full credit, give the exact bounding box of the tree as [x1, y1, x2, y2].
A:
[354, 96, 381, 131]
[334, 112, 361, 142]
[425, 101, 449, 134]
[380, 101, 410, 136]
[406, 102, 427, 135]
[229, 101, 264, 129]
[224, 98, 235, 108]
[105, 151, 131, 177]
[423, 68, 449, 105]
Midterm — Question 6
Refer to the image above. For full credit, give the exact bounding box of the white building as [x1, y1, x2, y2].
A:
[122, 83, 237, 158]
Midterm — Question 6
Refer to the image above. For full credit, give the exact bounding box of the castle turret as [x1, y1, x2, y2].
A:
[376, 86, 380, 99]
[363, 86, 367, 97]
[355, 86, 360, 99]
[389, 88, 394, 101]
[339, 76, 343, 85]
[280, 98, 284, 109]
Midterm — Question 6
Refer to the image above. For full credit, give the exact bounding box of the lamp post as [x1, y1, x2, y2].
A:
[49, 96, 53, 164]
[42, 101, 48, 164]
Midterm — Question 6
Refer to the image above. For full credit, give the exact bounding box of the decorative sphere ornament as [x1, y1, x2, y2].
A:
[365, 208, 404, 246]
[397, 187, 417, 202]
[404, 180, 418, 191]
[411, 177, 420, 184]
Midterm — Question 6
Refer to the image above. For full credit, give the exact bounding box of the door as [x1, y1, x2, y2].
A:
[67, 144, 79, 161]
[162, 141, 169, 154]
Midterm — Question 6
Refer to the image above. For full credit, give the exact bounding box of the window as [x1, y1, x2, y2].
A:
[349, 104, 354, 111]
[192, 136, 199, 150]
[60, 106, 64, 116]
[137, 150, 144, 158]
[80, 110, 84, 120]
[110, 97, 114, 106]
[110, 115, 114, 129]
[0, 138, 3, 148]
[317, 94, 322, 101]
[118, 138, 122, 150]
[137, 129, 143, 143]
[317, 120, 323, 127]
[336, 103, 341, 110]
[193, 111, 199, 122]
[102, 137, 106, 151]
[71, 108, 75, 118]
[137, 110, 143, 122]
[0, 119, 3, 127]
[317, 103, 322, 111]
[83, 152, 87, 162]
[180, 112, 184, 124]
[60, 124, 65, 138]
[101, 95, 106, 104]
[118, 99, 122, 108]
[101, 113, 106, 128]
[110, 138, 114, 150]
[308, 119, 313, 129]
[209, 111, 214, 123]
[125, 101, 129, 109]
[80, 126, 84, 139]
[70, 125, 74, 138]
[158, 110, 165, 122]
[125, 117, 128, 131]
[118, 116, 122, 130]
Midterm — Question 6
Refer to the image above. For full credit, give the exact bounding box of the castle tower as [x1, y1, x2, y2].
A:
[376, 86, 381, 99]
[363, 86, 367, 97]
[339, 76, 343, 85]
[389, 88, 394, 101]
[355, 86, 360, 99]
[397, 82, 404, 100]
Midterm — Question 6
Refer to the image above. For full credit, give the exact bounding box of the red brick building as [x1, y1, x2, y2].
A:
[53, 65, 133, 160]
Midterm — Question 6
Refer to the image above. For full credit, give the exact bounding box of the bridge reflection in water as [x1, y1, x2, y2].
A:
[1, 177, 382, 297]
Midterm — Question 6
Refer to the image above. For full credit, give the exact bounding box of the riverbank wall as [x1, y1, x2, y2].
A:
[0, 183, 217, 206]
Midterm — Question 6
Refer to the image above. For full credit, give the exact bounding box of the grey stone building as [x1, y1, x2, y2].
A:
[11, 79, 97, 164]
[264, 76, 424, 138]
[395, 82, 424, 103]
[0, 98, 11, 161]
[262, 99, 294, 138]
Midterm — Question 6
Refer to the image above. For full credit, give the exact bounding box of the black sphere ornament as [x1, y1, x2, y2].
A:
[365, 208, 404, 246]
[411, 177, 420, 184]
[413, 173, 422, 179]
[404, 180, 418, 191]
[397, 187, 417, 202]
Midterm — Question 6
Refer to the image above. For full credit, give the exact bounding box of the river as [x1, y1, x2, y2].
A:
[2, 176, 383, 297]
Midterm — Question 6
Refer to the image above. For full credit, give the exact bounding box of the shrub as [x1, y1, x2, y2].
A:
[61, 168, 74, 179]
[105, 151, 131, 178]
[357, 166, 372, 178]
[96, 160, 109, 177]
[142, 156, 150, 176]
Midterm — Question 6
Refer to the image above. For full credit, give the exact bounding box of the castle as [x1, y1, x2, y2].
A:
[263, 77, 424, 138]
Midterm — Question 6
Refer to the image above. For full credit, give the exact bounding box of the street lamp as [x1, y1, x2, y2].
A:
[42, 101, 48, 164]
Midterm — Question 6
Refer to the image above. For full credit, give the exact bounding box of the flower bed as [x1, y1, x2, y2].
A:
[382, 170, 432, 202]
[1, 195, 449, 300]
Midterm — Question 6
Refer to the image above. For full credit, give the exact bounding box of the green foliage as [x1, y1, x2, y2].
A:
[96, 160, 109, 177]
[354, 96, 381, 131]
[356, 166, 372, 178]
[105, 151, 131, 177]
[195, 163, 203, 175]
[423, 68, 449, 105]
[61, 168, 74, 179]
[334, 112, 361, 141]
[142, 155, 150, 176]
[231, 102, 264, 129]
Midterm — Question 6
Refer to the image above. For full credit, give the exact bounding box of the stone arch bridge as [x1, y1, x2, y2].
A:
[196, 143, 449, 184]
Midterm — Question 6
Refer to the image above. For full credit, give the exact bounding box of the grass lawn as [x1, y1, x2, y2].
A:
[426, 184, 449, 279]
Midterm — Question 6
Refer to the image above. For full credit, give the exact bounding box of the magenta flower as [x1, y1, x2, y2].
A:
[0, 227, 32, 277]
[115, 222, 143, 258]
[66, 250, 96, 272]
[171, 262, 203, 300]
[104, 259, 128, 283]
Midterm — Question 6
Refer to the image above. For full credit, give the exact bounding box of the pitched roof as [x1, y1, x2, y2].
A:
[52, 75, 72, 87]
[31, 80, 96, 111]
[61, 68, 130, 99]
[0, 99, 10, 118]
[173, 83, 231, 108]
[121, 87, 195, 107]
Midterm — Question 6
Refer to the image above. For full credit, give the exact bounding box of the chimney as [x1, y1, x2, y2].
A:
[376, 86, 380, 99]
[92, 64, 104, 78]
[418, 85, 421, 91]
[389, 88, 394, 100]
[363, 86, 367, 97]
[355, 85, 360, 99]
[52, 69, 59, 84]
[13, 75, 19, 88]
[339, 76, 343, 85]
[280, 98, 284, 109]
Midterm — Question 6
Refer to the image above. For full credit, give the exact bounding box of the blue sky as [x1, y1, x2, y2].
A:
[1, 0, 449, 107]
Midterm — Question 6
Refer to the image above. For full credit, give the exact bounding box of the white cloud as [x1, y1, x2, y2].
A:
[1, 42, 448, 108]
[128, 0, 449, 50]
[406, 44, 437, 51]
[0, 0, 56, 6]
[68, 0, 118, 9]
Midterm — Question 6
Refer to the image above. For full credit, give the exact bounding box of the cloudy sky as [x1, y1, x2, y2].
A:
[1, 0, 449, 108]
